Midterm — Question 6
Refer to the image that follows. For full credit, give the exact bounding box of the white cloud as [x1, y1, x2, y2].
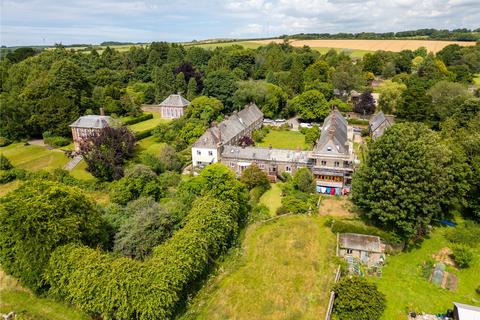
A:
[1, 0, 479, 45]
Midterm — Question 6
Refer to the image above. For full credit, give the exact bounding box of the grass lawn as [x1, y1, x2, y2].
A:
[69, 159, 95, 181]
[474, 73, 480, 86]
[136, 135, 166, 154]
[0, 180, 21, 197]
[257, 130, 309, 150]
[0, 143, 69, 171]
[127, 112, 170, 133]
[181, 215, 337, 320]
[374, 227, 480, 319]
[259, 183, 283, 216]
[0, 268, 88, 320]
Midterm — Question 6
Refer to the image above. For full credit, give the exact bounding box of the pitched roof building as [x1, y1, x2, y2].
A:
[369, 111, 394, 140]
[191, 103, 263, 167]
[192, 107, 357, 193]
[158, 94, 190, 119]
[70, 115, 116, 151]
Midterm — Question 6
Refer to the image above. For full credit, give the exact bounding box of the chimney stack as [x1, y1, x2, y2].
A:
[100, 108, 105, 116]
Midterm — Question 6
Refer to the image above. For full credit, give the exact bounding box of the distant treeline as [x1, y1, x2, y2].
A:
[283, 28, 480, 42]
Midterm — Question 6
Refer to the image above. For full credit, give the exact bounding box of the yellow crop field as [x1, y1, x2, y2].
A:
[255, 38, 477, 53]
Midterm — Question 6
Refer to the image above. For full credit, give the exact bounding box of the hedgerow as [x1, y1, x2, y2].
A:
[46, 195, 238, 319]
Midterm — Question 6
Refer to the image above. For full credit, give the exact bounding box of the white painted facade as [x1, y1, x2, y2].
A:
[191, 147, 219, 167]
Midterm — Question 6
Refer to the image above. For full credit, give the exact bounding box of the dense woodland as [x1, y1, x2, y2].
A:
[1, 39, 480, 319]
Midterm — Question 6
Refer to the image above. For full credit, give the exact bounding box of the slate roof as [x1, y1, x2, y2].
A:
[192, 127, 221, 148]
[369, 111, 389, 132]
[70, 115, 116, 129]
[315, 109, 349, 154]
[222, 145, 311, 164]
[339, 233, 383, 253]
[159, 94, 190, 107]
[193, 103, 263, 148]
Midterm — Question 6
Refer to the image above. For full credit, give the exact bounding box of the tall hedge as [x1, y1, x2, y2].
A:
[46, 195, 238, 319]
[0, 180, 104, 293]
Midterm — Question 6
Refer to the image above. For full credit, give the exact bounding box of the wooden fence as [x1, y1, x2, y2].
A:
[325, 265, 341, 320]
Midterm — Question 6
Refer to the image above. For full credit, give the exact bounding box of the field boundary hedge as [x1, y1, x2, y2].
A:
[46, 196, 239, 319]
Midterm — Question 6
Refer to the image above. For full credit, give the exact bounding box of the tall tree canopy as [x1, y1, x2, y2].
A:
[80, 126, 136, 181]
[288, 89, 329, 121]
[352, 123, 461, 240]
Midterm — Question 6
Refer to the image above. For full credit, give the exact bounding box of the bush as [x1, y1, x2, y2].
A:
[476, 285, 480, 295]
[110, 164, 164, 205]
[0, 170, 16, 184]
[122, 113, 153, 125]
[249, 204, 271, 223]
[44, 136, 71, 148]
[333, 276, 386, 320]
[0, 136, 12, 147]
[252, 127, 269, 143]
[276, 206, 289, 215]
[0, 180, 105, 292]
[113, 197, 177, 260]
[452, 245, 473, 268]
[0, 154, 13, 170]
[240, 164, 270, 190]
[134, 128, 153, 140]
[445, 222, 480, 247]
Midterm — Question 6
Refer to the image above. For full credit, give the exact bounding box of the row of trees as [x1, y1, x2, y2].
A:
[2, 40, 478, 140]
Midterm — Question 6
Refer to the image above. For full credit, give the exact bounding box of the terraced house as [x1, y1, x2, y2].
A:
[193, 106, 356, 193]
[191, 103, 264, 167]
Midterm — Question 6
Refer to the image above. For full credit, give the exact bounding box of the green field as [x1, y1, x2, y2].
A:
[310, 47, 372, 58]
[257, 129, 309, 150]
[127, 112, 170, 133]
[259, 183, 283, 216]
[374, 226, 480, 319]
[181, 215, 337, 320]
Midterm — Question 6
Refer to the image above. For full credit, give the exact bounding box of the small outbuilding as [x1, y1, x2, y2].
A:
[338, 233, 385, 266]
[369, 111, 394, 140]
[158, 94, 190, 119]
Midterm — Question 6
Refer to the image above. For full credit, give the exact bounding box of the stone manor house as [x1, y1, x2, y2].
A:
[192, 104, 356, 193]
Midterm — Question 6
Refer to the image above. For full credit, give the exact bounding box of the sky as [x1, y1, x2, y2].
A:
[1, 0, 479, 46]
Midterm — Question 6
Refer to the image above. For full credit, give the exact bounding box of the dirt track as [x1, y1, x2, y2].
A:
[255, 39, 476, 53]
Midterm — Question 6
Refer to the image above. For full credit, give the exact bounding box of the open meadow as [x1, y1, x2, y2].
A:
[181, 215, 337, 320]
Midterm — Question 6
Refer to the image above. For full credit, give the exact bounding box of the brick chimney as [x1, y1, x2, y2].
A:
[100, 107, 105, 116]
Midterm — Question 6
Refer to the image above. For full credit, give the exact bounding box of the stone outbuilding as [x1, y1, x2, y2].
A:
[338, 233, 386, 266]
